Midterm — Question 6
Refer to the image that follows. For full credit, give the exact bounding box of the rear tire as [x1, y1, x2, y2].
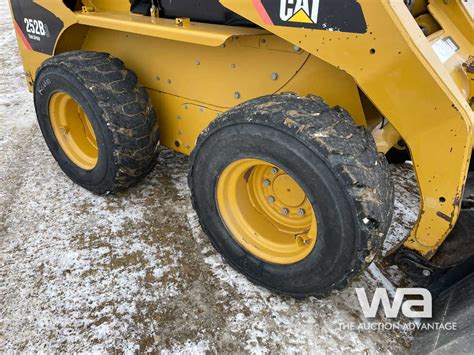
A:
[189, 95, 394, 297]
[34, 51, 159, 194]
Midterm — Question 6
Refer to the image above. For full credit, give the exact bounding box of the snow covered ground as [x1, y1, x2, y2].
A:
[0, 1, 420, 352]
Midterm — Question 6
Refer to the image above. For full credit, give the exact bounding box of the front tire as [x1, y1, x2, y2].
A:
[34, 51, 159, 194]
[189, 95, 393, 297]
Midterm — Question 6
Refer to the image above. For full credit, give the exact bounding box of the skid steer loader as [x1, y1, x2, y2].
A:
[7, 0, 473, 298]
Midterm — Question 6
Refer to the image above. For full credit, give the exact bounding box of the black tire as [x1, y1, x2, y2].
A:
[189, 95, 394, 297]
[34, 50, 159, 194]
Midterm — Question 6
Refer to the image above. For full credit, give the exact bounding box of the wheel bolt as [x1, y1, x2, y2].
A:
[268, 196, 275, 204]
[263, 179, 271, 187]
[271, 167, 279, 174]
[304, 239, 311, 245]
[281, 208, 289, 215]
[297, 209, 306, 216]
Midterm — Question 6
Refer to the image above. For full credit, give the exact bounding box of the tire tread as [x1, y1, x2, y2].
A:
[189, 94, 394, 297]
[36, 50, 159, 193]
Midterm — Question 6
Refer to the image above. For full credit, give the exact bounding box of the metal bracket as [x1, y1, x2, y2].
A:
[392, 247, 474, 297]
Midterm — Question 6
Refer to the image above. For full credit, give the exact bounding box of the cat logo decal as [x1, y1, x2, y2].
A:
[279, 0, 320, 25]
[253, 0, 367, 34]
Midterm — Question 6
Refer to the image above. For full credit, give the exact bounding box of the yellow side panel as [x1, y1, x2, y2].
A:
[81, 28, 365, 153]
[82, 29, 308, 108]
[148, 92, 221, 155]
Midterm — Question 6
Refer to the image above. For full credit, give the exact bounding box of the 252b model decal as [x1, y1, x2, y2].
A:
[24, 17, 48, 37]
[11, 0, 63, 54]
[254, 0, 367, 34]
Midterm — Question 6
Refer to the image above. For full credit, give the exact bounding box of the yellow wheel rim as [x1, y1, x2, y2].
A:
[216, 159, 318, 265]
[49, 92, 98, 170]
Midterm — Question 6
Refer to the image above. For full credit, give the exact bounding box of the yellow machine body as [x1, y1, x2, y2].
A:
[8, 0, 474, 259]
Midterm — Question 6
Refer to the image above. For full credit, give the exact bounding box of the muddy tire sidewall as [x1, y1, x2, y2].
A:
[191, 124, 360, 296]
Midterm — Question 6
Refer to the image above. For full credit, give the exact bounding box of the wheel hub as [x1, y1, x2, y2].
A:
[49, 92, 98, 170]
[272, 174, 306, 207]
[216, 158, 318, 264]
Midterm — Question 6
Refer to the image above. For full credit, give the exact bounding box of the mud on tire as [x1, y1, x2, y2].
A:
[189, 94, 394, 297]
[34, 50, 159, 194]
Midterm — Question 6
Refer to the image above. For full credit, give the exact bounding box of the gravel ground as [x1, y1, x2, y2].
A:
[0, 2, 420, 352]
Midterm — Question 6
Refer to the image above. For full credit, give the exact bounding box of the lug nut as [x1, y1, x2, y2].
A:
[271, 167, 279, 174]
[304, 239, 311, 245]
[268, 196, 275, 204]
[263, 179, 271, 187]
[297, 209, 306, 216]
[281, 208, 289, 215]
